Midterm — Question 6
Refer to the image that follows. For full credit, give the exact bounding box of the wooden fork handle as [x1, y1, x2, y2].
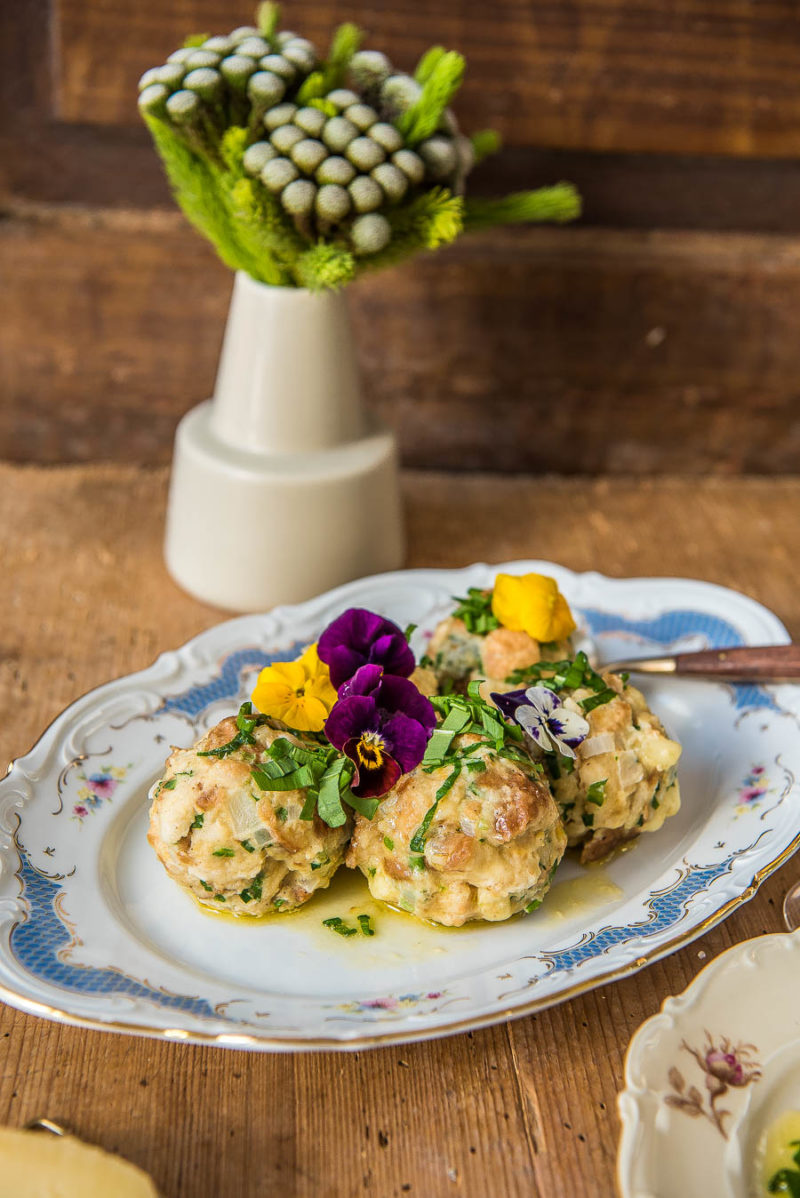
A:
[674, 644, 800, 680]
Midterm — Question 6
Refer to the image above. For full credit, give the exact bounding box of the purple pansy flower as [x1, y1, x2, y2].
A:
[325, 665, 436, 798]
[492, 685, 589, 758]
[318, 608, 415, 690]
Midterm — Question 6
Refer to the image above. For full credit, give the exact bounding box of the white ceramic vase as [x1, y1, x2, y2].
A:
[164, 272, 405, 611]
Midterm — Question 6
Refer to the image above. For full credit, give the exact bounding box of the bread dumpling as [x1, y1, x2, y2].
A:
[148, 714, 350, 915]
[347, 731, 566, 926]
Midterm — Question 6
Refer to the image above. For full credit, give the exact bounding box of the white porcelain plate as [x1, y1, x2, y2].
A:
[1, 562, 798, 1052]
[618, 930, 800, 1198]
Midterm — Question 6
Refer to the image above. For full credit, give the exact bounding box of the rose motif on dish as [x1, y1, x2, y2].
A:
[664, 1031, 761, 1138]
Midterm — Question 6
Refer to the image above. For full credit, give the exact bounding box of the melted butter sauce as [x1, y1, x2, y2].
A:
[541, 869, 624, 920]
[191, 864, 622, 945]
[755, 1110, 800, 1196]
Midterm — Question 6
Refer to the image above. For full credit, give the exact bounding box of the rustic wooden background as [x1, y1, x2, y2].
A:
[2, 1, 800, 472]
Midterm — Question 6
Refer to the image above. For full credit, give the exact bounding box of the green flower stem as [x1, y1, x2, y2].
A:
[463, 183, 582, 231]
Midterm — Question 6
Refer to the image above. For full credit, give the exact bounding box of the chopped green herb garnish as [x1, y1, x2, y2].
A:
[322, 916, 357, 937]
[198, 702, 261, 758]
[199, 879, 213, 892]
[582, 812, 594, 828]
[383, 836, 395, 851]
[525, 899, 542, 913]
[240, 838, 255, 852]
[637, 814, 644, 826]
[250, 875, 263, 901]
[239, 888, 253, 903]
[586, 780, 607, 806]
[276, 807, 288, 823]
[213, 893, 226, 902]
[367, 867, 376, 878]
[212, 847, 235, 857]
[404, 622, 417, 642]
[768, 1140, 800, 1196]
[273, 896, 287, 909]
[310, 853, 329, 872]
[451, 588, 501, 635]
[409, 854, 426, 871]
[357, 913, 375, 936]
[154, 771, 193, 798]
[190, 812, 204, 830]
[508, 651, 618, 716]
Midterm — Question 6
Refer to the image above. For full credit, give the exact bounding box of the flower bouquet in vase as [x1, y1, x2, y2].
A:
[139, 4, 580, 610]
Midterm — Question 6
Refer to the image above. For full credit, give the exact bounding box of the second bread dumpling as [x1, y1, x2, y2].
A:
[347, 731, 567, 926]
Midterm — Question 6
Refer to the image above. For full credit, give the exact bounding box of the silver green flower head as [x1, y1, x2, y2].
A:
[242, 141, 277, 175]
[260, 54, 295, 81]
[351, 213, 392, 254]
[281, 179, 317, 216]
[316, 184, 351, 222]
[322, 117, 358, 153]
[263, 102, 297, 131]
[139, 14, 580, 284]
[270, 124, 304, 153]
[165, 89, 201, 124]
[261, 157, 299, 192]
[157, 62, 186, 90]
[316, 156, 356, 186]
[347, 50, 392, 92]
[235, 36, 270, 58]
[183, 68, 223, 103]
[185, 50, 220, 70]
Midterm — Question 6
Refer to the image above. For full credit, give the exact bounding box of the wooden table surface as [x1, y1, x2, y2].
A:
[1, 464, 798, 1198]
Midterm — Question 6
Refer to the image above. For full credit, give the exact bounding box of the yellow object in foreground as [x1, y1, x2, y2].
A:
[251, 642, 338, 732]
[0, 1127, 158, 1198]
[756, 1109, 800, 1196]
[491, 573, 576, 643]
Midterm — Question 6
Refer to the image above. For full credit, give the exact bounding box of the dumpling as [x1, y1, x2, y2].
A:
[347, 731, 566, 926]
[543, 674, 682, 863]
[148, 714, 350, 915]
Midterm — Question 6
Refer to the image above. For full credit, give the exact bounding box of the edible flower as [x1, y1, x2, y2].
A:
[251, 643, 337, 733]
[325, 664, 436, 798]
[493, 685, 589, 758]
[491, 573, 576, 643]
[318, 607, 415, 689]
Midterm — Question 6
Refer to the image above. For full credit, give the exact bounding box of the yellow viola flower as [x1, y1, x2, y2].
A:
[251, 643, 338, 732]
[491, 573, 576, 643]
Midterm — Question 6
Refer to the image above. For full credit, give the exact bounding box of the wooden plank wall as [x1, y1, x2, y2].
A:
[2, 0, 800, 472]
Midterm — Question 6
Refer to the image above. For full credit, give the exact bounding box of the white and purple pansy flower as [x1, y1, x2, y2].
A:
[492, 685, 590, 758]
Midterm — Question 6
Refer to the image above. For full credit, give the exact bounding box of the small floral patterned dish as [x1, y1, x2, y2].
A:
[618, 930, 800, 1198]
[0, 562, 799, 1052]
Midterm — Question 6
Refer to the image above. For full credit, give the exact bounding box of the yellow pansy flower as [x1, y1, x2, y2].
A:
[491, 573, 576, 643]
[251, 643, 338, 732]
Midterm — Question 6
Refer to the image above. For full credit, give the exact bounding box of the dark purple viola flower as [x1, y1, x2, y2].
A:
[325, 672, 435, 799]
[317, 608, 415, 690]
[340, 665, 436, 733]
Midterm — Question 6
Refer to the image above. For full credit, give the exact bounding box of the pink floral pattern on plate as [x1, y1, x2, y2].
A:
[340, 991, 444, 1013]
[664, 1031, 761, 1139]
[72, 764, 130, 820]
[736, 764, 769, 810]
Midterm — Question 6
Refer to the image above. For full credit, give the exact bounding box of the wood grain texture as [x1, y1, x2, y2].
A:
[3, 207, 800, 473]
[0, 465, 798, 1197]
[54, 0, 800, 158]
